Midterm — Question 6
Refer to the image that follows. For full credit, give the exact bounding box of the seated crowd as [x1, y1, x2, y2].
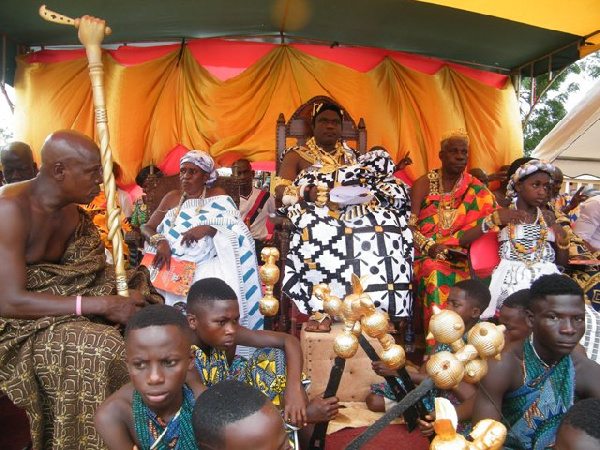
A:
[0, 100, 599, 450]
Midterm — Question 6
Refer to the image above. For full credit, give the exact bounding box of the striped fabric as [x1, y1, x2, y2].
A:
[582, 305, 600, 363]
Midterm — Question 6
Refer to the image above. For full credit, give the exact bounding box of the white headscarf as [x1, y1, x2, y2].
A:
[180, 150, 217, 187]
[506, 159, 555, 199]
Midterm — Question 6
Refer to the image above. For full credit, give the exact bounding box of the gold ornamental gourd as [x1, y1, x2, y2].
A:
[425, 305, 505, 389]
[316, 275, 406, 370]
[258, 247, 280, 316]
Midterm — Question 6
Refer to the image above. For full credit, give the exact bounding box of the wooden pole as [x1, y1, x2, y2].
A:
[39, 5, 128, 296]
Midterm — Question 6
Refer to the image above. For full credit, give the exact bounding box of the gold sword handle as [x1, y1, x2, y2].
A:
[39, 5, 112, 35]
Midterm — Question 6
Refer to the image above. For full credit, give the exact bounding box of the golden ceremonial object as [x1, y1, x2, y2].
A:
[430, 397, 506, 450]
[345, 306, 506, 448]
[259, 248, 280, 316]
[426, 306, 505, 389]
[39, 5, 113, 35]
[315, 275, 405, 369]
[39, 5, 128, 296]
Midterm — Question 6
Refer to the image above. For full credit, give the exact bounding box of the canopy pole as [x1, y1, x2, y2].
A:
[0, 33, 14, 114]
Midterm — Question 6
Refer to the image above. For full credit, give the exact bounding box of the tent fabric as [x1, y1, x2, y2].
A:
[1, 0, 598, 87]
[13, 43, 523, 184]
[532, 80, 600, 179]
[24, 39, 510, 88]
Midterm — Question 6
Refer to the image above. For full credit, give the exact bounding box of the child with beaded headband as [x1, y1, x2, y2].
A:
[463, 160, 570, 318]
[95, 305, 206, 450]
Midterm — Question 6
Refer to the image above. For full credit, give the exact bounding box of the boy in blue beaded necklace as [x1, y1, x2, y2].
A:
[95, 305, 206, 450]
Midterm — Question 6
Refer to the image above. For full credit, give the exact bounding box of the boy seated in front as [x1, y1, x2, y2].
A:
[367, 279, 491, 436]
[186, 277, 339, 447]
[193, 379, 292, 450]
[95, 305, 206, 449]
[498, 289, 532, 344]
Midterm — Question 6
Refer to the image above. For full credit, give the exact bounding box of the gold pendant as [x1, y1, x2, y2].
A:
[440, 208, 458, 231]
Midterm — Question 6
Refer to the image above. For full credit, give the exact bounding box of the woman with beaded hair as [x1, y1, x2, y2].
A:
[463, 160, 570, 318]
[141, 151, 263, 344]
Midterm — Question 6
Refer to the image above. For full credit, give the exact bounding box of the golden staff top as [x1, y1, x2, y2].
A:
[39, 5, 128, 296]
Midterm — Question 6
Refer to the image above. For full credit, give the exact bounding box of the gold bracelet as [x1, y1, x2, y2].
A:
[492, 210, 502, 227]
[408, 213, 418, 228]
[556, 238, 570, 250]
[422, 240, 435, 255]
[150, 233, 166, 246]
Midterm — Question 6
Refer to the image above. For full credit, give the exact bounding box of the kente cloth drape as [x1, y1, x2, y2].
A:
[14, 44, 522, 184]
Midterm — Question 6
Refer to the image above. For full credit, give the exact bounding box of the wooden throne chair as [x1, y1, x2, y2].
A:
[272, 95, 367, 334]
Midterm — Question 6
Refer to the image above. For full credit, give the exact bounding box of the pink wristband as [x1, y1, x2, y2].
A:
[76, 295, 82, 316]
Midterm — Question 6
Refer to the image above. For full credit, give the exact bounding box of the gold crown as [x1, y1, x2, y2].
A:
[440, 128, 469, 144]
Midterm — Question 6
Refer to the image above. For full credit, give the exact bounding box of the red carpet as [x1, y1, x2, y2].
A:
[325, 424, 429, 449]
[0, 396, 31, 450]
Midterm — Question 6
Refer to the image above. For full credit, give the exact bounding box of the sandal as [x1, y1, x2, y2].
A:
[305, 312, 332, 332]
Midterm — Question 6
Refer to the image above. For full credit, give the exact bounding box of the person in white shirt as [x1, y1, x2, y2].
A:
[574, 194, 600, 253]
[231, 158, 276, 254]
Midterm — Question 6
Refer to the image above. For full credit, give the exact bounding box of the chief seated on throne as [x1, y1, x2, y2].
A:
[275, 102, 413, 332]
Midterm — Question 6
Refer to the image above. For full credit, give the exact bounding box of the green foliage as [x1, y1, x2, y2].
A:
[0, 123, 13, 148]
[520, 52, 600, 156]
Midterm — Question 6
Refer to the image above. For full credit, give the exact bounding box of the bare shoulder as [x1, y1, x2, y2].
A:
[484, 341, 522, 387]
[278, 149, 302, 179]
[96, 383, 134, 421]
[94, 383, 137, 447]
[410, 174, 430, 209]
[0, 185, 30, 231]
[162, 189, 184, 208]
[573, 351, 600, 399]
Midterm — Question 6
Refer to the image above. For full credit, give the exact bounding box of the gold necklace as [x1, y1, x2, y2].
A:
[305, 137, 349, 173]
[433, 170, 462, 238]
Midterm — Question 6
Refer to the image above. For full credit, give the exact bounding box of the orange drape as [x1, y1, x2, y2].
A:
[14, 44, 522, 184]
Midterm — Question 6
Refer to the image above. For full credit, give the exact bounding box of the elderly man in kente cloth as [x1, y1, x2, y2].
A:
[410, 130, 496, 349]
[0, 130, 161, 449]
[275, 102, 413, 332]
[472, 274, 600, 449]
[1, 141, 38, 184]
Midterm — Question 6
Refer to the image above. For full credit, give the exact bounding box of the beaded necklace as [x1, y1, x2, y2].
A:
[133, 384, 196, 450]
[507, 203, 548, 268]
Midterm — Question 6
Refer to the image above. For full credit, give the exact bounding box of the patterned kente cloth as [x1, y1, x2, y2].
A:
[484, 217, 559, 317]
[414, 171, 496, 344]
[133, 384, 197, 450]
[194, 346, 309, 449]
[282, 149, 413, 319]
[146, 195, 263, 336]
[502, 338, 575, 450]
[559, 211, 600, 312]
[0, 208, 163, 450]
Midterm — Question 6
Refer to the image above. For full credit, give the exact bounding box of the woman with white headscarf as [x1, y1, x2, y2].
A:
[141, 150, 263, 334]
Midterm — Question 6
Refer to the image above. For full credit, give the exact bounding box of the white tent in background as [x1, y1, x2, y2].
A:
[532, 79, 600, 179]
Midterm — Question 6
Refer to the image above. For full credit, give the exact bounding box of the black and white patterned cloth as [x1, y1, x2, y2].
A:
[282, 149, 413, 319]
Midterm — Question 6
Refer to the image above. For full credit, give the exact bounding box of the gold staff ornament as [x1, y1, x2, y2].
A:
[318, 275, 405, 369]
[426, 306, 505, 389]
[259, 247, 280, 316]
[39, 5, 127, 295]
